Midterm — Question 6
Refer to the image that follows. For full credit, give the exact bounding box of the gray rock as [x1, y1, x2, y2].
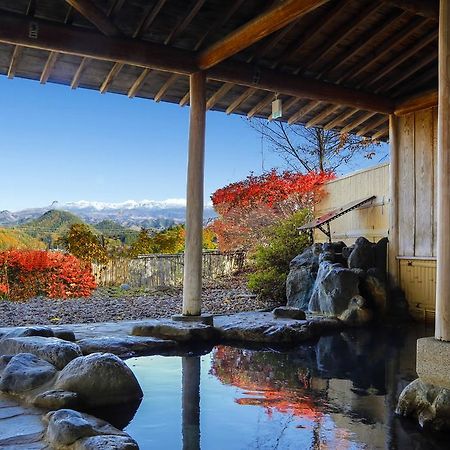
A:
[0, 336, 82, 369]
[347, 237, 375, 271]
[363, 273, 387, 314]
[214, 312, 311, 344]
[396, 378, 450, 430]
[74, 435, 139, 450]
[0, 353, 57, 393]
[309, 262, 360, 316]
[286, 265, 316, 310]
[44, 409, 129, 447]
[374, 237, 388, 274]
[273, 307, 306, 320]
[289, 244, 321, 269]
[1, 326, 54, 340]
[77, 336, 176, 357]
[53, 329, 76, 342]
[55, 353, 143, 407]
[33, 389, 80, 409]
[132, 319, 217, 343]
[339, 295, 373, 326]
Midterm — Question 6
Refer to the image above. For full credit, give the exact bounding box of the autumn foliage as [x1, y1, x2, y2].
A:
[0, 250, 96, 301]
[211, 170, 334, 251]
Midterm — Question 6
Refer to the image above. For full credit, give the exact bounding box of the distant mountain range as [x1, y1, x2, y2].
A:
[0, 199, 216, 229]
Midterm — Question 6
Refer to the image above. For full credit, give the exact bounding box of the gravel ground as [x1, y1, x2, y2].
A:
[0, 275, 280, 327]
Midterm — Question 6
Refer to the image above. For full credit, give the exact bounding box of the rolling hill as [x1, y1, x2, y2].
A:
[0, 228, 45, 251]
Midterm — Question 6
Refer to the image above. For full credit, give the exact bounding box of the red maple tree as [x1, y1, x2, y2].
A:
[210, 170, 334, 251]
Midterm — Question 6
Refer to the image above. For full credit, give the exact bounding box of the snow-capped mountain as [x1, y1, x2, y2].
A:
[0, 199, 216, 229]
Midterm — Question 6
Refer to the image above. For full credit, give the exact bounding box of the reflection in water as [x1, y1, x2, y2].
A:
[124, 325, 450, 449]
[182, 357, 201, 450]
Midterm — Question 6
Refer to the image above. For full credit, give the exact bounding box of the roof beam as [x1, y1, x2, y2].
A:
[394, 89, 438, 116]
[323, 108, 357, 130]
[288, 101, 321, 124]
[154, 74, 180, 102]
[381, 0, 438, 21]
[208, 62, 394, 113]
[0, 11, 395, 114]
[247, 93, 273, 118]
[100, 62, 124, 93]
[357, 116, 388, 137]
[197, 0, 330, 70]
[65, 0, 121, 36]
[305, 104, 341, 127]
[226, 87, 257, 114]
[206, 83, 234, 110]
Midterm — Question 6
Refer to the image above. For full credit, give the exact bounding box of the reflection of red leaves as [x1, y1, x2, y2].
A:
[0, 250, 96, 300]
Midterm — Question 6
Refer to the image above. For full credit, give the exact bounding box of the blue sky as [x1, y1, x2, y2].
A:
[0, 76, 387, 211]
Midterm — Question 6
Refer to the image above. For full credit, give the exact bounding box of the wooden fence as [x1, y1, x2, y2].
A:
[92, 251, 246, 287]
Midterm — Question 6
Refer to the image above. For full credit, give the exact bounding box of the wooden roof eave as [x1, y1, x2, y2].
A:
[0, 10, 395, 115]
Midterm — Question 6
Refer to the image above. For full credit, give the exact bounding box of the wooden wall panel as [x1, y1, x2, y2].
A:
[433, 107, 438, 256]
[314, 163, 389, 245]
[398, 114, 416, 256]
[414, 109, 435, 257]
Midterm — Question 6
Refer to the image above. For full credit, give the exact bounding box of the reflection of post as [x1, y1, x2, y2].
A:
[182, 356, 201, 450]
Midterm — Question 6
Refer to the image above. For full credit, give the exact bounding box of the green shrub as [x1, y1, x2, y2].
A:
[247, 209, 311, 302]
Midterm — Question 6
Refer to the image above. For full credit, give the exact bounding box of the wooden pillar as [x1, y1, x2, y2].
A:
[182, 72, 206, 316]
[388, 115, 400, 283]
[436, 0, 450, 341]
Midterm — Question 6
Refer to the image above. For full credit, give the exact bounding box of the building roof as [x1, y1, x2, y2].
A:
[0, 0, 439, 140]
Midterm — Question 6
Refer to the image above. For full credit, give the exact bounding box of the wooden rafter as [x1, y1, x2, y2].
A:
[323, 108, 357, 130]
[305, 104, 341, 128]
[376, 49, 437, 94]
[301, 2, 382, 74]
[364, 31, 438, 89]
[198, 0, 330, 70]
[381, 0, 438, 21]
[128, 68, 152, 98]
[317, 10, 408, 80]
[226, 88, 258, 114]
[107, 0, 125, 18]
[65, 0, 121, 37]
[155, 73, 180, 102]
[357, 116, 388, 136]
[179, 92, 190, 107]
[100, 62, 124, 93]
[372, 128, 389, 141]
[165, 0, 205, 45]
[340, 112, 377, 135]
[7, 46, 23, 79]
[133, 0, 168, 39]
[7, 0, 35, 80]
[206, 83, 234, 110]
[71, 57, 88, 89]
[151, 0, 206, 103]
[247, 93, 274, 118]
[335, 16, 427, 85]
[287, 101, 321, 125]
[40, 52, 58, 84]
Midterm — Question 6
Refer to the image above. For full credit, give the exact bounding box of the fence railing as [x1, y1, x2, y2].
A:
[92, 251, 247, 287]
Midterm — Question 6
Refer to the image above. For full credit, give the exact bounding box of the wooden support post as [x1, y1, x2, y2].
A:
[182, 72, 206, 316]
[436, 0, 450, 341]
[388, 115, 400, 284]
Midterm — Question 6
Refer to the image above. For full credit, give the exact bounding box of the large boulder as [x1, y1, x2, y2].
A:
[286, 245, 321, 309]
[309, 261, 361, 315]
[0, 353, 57, 393]
[132, 319, 217, 343]
[339, 295, 373, 326]
[1, 326, 54, 339]
[44, 409, 138, 449]
[0, 336, 82, 370]
[347, 237, 375, 271]
[55, 353, 143, 407]
[396, 378, 450, 430]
